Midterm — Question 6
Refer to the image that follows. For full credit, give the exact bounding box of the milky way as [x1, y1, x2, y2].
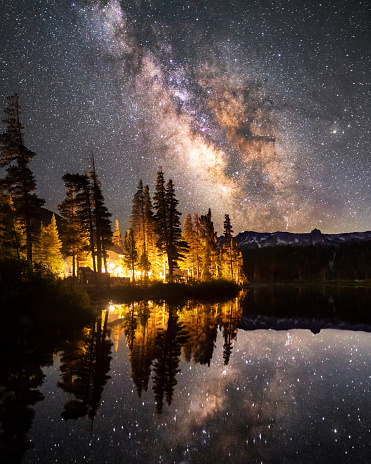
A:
[1, 0, 370, 233]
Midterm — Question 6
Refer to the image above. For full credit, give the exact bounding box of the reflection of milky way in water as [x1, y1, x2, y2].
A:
[1, 0, 370, 233]
[24, 298, 371, 463]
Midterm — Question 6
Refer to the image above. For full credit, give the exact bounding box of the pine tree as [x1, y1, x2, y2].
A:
[153, 168, 168, 280]
[180, 213, 203, 280]
[59, 176, 90, 278]
[130, 181, 157, 278]
[0, 94, 45, 262]
[220, 214, 244, 283]
[165, 179, 186, 277]
[45, 214, 64, 273]
[123, 228, 137, 282]
[112, 219, 124, 251]
[153, 169, 185, 281]
[60, 162, 112, 286]
[199, 209, 219, 280]
[142, 184, 157, 277]
[180, 213, 194, 280]
[130, 180, 145, 248]
[0, 192, 23, 258]
[34, 214, 64, 274]
[223, 214, 234, 280]
[88, 155, 112, 277]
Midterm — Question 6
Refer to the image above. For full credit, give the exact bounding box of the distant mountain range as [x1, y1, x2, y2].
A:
[41, 206, 371, 250]
[234, 228, 371, 249]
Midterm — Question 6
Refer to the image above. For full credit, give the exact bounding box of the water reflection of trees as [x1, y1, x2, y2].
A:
[109, 296, 243, 412]
[0, 310, 91, 463]
[58, 310, 113, 420]
[0, 342, 47, 464]
[152, 309, 188, 412]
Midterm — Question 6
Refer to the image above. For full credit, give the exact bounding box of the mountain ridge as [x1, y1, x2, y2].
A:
[235, 228, 371, 249]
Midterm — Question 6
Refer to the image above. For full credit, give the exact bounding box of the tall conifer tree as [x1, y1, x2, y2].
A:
[153, 169, 185, 281]
[34, 214, 64, 274]
[112, 219, 124, 251]
[223, 214, 234, 280]
[0, 94, 44, 262]
[0, 192, 22, 258]
[88, 155, 112, 276]
[123, 228, 137, 282]
[59, 176, 90, 277]
[199, 209, 219, 280]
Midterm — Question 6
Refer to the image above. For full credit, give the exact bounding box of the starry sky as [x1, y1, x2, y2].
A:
[1, 0, 370, 234]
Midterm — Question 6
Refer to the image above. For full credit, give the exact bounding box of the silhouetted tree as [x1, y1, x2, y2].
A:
[88, 155, 112, 276]
[0, 94, 45, 262]
[58, 311, 112, 421]
[199, 209, 219, 280]
[0, 192, 22, 258]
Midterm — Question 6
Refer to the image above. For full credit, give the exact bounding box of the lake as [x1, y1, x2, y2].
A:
[2, 288, 371, 463]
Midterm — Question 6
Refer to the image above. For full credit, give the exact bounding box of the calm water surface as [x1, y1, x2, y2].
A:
[9, 296, 371, 463]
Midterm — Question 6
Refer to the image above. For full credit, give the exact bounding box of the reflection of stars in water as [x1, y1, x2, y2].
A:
[24, 322, 371, 463]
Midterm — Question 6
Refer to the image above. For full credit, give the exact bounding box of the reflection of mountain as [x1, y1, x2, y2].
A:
[108, 296, 243, 410]
[58, 310, 113, 420]
[242, 286, 371, 326]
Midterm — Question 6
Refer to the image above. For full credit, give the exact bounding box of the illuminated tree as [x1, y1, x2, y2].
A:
[34, 214, 64, 274]
[130, 180, 145, 247]
[123, 228, 137, 282]
[130, 181, 157, 278]
[153, 169, 186, 281]
[180, 213, 203, 280]
[88, 155, 112, 276]
[0, 94, 45, 262]
[60, 162, 112, 286]
[59, 177, 90, 277]
[221, 214, 244, 283]
[59, 173, 96, 277]
[112, 219, 124, 251]
[142, 185, 158, 277]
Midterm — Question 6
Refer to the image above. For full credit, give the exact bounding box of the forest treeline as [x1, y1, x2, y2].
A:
[1, 95, 370, 287]
[0, 94, 243, 285]
[242, 240, 371, 282]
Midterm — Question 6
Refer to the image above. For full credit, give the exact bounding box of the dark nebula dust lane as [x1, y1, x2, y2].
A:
[1, 0, 370, 233]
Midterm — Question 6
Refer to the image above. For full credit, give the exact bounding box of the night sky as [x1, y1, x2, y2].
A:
[1, 0, 370, 234]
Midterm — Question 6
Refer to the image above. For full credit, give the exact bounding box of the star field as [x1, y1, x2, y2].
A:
[24, 324, 371, 463]
[1, 0, 370, 233]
